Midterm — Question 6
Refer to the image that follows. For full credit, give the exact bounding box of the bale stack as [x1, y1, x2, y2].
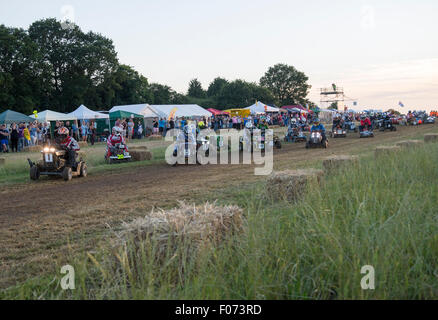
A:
[395, 140, 424, 148]
[322, 155, 359, 173]
[77, 151, 87, 160]
[266, 169, 324, 201]
[116, 201, 243, 257]
[424, 133, 438, 143]
[23, 146, 41, 153]
[78, 141, 88, 148]
[148, 135, 163, 141]
[130, 145, 148, 151]
[130, 149, 153, 161]
[0, 158, 5, 165]
[375, 145, 402, 158]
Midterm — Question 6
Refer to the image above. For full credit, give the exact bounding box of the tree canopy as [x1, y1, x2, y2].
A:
[0, 19, 314, 114]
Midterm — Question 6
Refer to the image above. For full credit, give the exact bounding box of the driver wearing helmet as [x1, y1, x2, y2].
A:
[310, 118, 327, 142]
[360, 115, 372, 131]
[57, 127, 80, 167]
[107, 126, 128, 158]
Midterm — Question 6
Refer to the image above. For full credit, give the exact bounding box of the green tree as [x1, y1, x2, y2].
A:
[207, 77, 228, 98]
[260, 63, 311, 106]
[187, 78, 205, 98]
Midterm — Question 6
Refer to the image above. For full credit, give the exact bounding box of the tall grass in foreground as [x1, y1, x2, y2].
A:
[2, 143, 438, 299]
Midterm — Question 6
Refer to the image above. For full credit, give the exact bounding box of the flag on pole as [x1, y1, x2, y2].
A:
[168, 107, 178, 121]
[399, 101, 404, 108]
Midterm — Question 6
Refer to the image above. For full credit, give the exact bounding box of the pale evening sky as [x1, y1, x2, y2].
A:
[1, 0, 437, 111]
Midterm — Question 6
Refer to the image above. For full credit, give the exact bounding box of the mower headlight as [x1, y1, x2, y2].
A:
[49, 147, 55, 152]
[43, 147, 50, 152]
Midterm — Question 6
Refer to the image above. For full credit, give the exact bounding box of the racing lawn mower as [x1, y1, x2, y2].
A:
[172, 137, 210, 165]
[105, 143, 132, 164]
[305, 131, 328, 149]
[28, 145, 87, 181]
[379, 120, 397, 132]
[331, 125, 347, 138]
[359, 127, 374, 138]
[344, 121, 358, 133]
[284, 127, 307, 143]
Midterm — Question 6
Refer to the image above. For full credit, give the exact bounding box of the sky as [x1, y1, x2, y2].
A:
[1, 0, 437, 111]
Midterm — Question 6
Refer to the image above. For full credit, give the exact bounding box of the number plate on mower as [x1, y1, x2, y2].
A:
[117, 154, 125, 160]
[44, 153, 53, 163]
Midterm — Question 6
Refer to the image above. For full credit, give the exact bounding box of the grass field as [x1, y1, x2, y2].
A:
[2, 137, 437, 299]
[0, 138, 171, 185]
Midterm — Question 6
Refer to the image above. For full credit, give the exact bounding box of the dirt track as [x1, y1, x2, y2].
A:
[0, 124, 437, 288]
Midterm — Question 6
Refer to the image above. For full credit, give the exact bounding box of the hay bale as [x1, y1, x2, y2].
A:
[395, 140, 424, 148]
[0, 158, 5, 165]
[116, 201, 243, 257]
[130, 150, 152, 161]
[78, 141, 88, 148]
[148, 135, 163, 141]
[77, 151, 87, 160]
[322, 155, 359, 173]
[130, 145, 148, 151]
[23, 145, 41, 153]
[375, 146, 402, 157]
[424, 133, 438, 143]
[267, 169, 324, 201]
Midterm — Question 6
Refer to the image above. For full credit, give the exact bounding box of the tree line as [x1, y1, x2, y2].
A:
[0, 18, 313, 114]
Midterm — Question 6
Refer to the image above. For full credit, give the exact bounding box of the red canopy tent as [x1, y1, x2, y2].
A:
[207, 108, 230, 116]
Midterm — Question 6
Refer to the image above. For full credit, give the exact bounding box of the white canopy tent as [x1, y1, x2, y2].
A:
[148, 105, 212, 118]
[245, 101, 280, 114]
[30, 110, 77, 122]
[109, 104, 158, 118]
[66, 104, 108, 120]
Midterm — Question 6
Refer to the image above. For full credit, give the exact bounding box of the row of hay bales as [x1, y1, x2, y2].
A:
[102, 132, 438, 263]
[267, 133, 438, 202]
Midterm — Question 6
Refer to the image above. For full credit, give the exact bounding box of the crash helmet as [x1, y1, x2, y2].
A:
[113, 126, 123, 136]
[314, 118, 320, 125]
[58, 127, 69, 136]
[291, 118, 297, 124]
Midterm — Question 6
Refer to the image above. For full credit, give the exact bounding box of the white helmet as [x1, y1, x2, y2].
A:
[112, 126, 122, 135]
[291, 118, 297, 124]
[245, 121, 253, 129]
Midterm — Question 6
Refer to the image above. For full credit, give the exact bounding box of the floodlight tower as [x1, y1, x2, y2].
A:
[320, 84, 345, 110]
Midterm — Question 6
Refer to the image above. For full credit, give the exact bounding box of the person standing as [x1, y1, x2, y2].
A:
[128, 118, 135, 141]
[10, 123, 19, 152]
[80, 121, 88, 142]
[0, 124, 10, 152]
[89, 121, 96, 145]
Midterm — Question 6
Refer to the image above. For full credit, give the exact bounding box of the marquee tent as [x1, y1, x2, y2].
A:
[148, 105, 212, 118]
[109, 104, 157, 118]
[66, 105, 108, 120]
[0, 110, 35, 124]
[30, 110, 77, 122]
[244, 101, 280, 114]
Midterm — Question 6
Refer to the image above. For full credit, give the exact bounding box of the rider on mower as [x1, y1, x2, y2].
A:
[359, 115, 372, 131]
[332, 114, 343, 131]
[107, 126, 128, 158]
[310, 119, 327, 142]
[56, 127, 80, 167]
